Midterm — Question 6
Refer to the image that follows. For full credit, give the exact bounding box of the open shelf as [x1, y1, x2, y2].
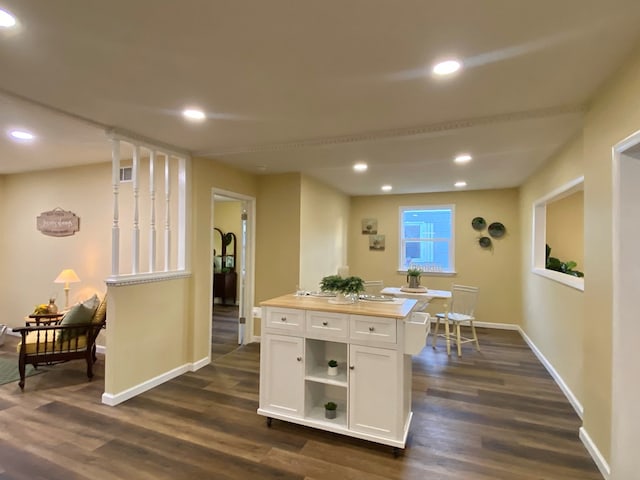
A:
[305, 382, 348, 428]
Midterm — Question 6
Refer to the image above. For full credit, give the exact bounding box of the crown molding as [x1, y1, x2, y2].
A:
[196, 104, 586, 157]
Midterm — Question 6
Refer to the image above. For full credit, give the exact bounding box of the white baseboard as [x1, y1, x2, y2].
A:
[190, 356, 210, 371]
[95, 345, 106, 355]
[251, 335, 261, 343]
[102, 360, 201, 407]
[580, 427, 611, 479]
[517, 326, 583, 418]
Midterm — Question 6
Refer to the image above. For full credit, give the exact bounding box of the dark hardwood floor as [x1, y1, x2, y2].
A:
[0, 327, 602, 479]
[211, 304, 240, 360]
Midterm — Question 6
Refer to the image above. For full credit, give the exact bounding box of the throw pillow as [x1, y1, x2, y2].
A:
[57, 294, 100, 344]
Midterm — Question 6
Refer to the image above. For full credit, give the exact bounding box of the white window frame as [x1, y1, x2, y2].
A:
[398, 204, 455, 274]
[531, 176, 584, 291]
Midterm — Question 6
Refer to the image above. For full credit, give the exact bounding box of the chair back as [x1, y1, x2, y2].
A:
[450, 284, 479, 317]
[363, 280, 384, 295]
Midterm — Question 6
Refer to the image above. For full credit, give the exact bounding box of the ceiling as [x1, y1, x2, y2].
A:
[1, 1, 640, 196]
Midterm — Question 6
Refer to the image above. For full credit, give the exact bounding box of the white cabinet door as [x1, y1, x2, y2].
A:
[260, 334, 304, 417]
[349, 344, 399, 439]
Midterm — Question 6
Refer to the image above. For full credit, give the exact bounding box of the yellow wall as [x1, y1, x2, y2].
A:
[349, 189, 521, 323]
[0, 163, 112, 329]
[546, 190, 584, 272]
[520, 135, 586, 419]
[299, 175, 350, 291]
[104, 277, 189, 394]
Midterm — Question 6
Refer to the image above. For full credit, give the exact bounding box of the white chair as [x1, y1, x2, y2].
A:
[432, 284, 479, 357]
[363, 280, 384, 296]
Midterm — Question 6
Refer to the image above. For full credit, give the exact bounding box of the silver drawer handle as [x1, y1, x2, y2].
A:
[296, 356, 302, 362]
[281, 316, 287, 322]
[322, 321, 328, 326]
[369, 326, 375, 332]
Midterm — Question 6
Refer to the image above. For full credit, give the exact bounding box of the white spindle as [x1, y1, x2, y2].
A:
[111, 139, 121, 276]
[164, 154, 171, 271]
[131, 145, 140, 274]
[149, 151, 156, 272]
[177, 156, 186, 270]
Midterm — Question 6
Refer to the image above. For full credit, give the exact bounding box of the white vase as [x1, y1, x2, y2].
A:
[327, 366, 338, 376]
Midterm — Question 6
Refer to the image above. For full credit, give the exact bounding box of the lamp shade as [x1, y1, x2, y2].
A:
[54, 269, 80, 284]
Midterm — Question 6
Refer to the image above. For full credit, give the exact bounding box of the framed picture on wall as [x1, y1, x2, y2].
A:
[369, 234, 385, 251]
[362, 218, 378, 235]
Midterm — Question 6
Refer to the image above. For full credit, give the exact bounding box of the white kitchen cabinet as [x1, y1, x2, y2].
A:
[258, 294, 424, 450]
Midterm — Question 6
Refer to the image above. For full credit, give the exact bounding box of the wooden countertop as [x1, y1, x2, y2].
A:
[260, 294, 417, 319]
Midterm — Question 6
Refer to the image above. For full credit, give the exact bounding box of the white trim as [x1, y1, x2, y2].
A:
[95, 344, 106, 355]
[190, 356, 210, 371]
[580, 427, 611, 479]
[106, 270, 191, 286]
[101, 358, 206, 406]
[532, 267, 585, 291]
[251, 335, 261, 343]
[518, 326, 583, 418]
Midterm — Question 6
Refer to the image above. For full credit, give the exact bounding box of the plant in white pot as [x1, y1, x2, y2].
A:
[406, 268, 422, 289]
[327, 359, 338, 376]
[324, 401, 337, 419]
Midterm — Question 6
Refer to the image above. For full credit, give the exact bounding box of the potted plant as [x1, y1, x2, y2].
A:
[327, 359, 338, 376]
[406, 268, 422, 288]
[324, 401, 337, 419]
[320, 275, 365, 304]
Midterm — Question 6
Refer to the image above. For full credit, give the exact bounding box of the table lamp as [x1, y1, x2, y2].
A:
[54, 268, 80, 308]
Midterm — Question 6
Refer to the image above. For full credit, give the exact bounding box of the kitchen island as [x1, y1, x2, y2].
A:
[257, 293, 428, 451]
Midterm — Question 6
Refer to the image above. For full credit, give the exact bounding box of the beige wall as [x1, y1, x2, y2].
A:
[349, 189, 521, 323]
[546, 190, 584, 272]
[520, 135, 586, 423]
[105, 277, 189, 394]
[0, 163, 112, 329]
[299, 175, 350, 291]
[255, 173, 301, 303]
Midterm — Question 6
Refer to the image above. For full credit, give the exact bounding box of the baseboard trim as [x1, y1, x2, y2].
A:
[95, 345, 106, 355]
[251, 335, 261, 343]
[517, 326, 584, 418]
[190, 356, 210, 371]
[102, 362, 192, 406]
[580, 427, 611, 479]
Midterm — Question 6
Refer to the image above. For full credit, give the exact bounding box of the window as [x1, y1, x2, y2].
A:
[119, 166, 132, 182]
[399, 205, 454, 272]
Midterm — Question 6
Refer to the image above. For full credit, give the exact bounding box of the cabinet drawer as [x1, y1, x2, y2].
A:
[264, 307, 304, 333]
[350, 315, 397, 344]
[306, 311, 348, 341]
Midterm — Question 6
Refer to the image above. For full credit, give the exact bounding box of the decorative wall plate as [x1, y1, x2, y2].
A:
[471, 217, 486, 231]
[488, 222, 506, 238]
[479, 236, 492, 248]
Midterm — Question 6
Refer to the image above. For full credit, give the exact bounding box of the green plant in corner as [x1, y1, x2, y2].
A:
[545, 244, 584, 278]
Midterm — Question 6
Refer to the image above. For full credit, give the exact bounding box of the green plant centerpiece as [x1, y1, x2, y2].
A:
[406, 267, 422, 288]
[324, 401, 337, 419]
[320, 275, 365, 304]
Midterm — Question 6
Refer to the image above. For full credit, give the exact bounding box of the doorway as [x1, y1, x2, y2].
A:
[211, 189, 255, 356]
[611, 130, 640, 477]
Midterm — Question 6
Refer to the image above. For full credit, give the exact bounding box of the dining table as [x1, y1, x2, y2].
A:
[380, 287, 451, 311]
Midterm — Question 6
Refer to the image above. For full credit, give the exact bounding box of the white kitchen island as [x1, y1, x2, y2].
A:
[257, 294, 428, 451]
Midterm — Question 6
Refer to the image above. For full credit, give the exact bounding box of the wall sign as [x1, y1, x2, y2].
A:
[36, 208, 80, 237]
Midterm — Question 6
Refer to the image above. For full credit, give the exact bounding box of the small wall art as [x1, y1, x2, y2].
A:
[369, 234, 385, 251]
[361, 218, 378, 235]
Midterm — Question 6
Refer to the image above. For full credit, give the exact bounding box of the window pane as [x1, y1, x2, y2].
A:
[400, 206, 454, 272]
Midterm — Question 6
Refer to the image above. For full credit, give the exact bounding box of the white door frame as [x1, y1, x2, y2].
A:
[611, 129, 640, 479]
[211, 188, 256, 345]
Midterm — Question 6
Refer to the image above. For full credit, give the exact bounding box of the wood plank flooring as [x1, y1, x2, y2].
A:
[0, 327, 602, 479]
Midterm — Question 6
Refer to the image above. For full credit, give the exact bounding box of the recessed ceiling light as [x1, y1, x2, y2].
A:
[454, 154, 472, 164]
[9, 129, 35, 141]
[353, 162, 368, 172]
[432, 59, 462, 76]
[182, 108, 206, 121]
[454, 181, 467, 188]
[381, 185, 392, 192]
[0, 8, 17, 28]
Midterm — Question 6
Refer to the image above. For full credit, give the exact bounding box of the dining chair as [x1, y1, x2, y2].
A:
[432, 284, 479, 357]
[363, 280, 384, 295]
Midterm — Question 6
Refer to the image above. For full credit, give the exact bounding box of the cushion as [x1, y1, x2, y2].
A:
[18, 331, 88, 354]
[92, 294, 107, 325]
[57, 294, 100, 343]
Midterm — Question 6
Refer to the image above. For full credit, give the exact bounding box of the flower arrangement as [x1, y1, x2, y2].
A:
[320, 275, 365, 295]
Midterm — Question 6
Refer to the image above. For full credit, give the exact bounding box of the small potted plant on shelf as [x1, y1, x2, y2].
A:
[327, 359, 338, 376]
[324, 401, 337, 419]
[406, 268, 422, 289]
